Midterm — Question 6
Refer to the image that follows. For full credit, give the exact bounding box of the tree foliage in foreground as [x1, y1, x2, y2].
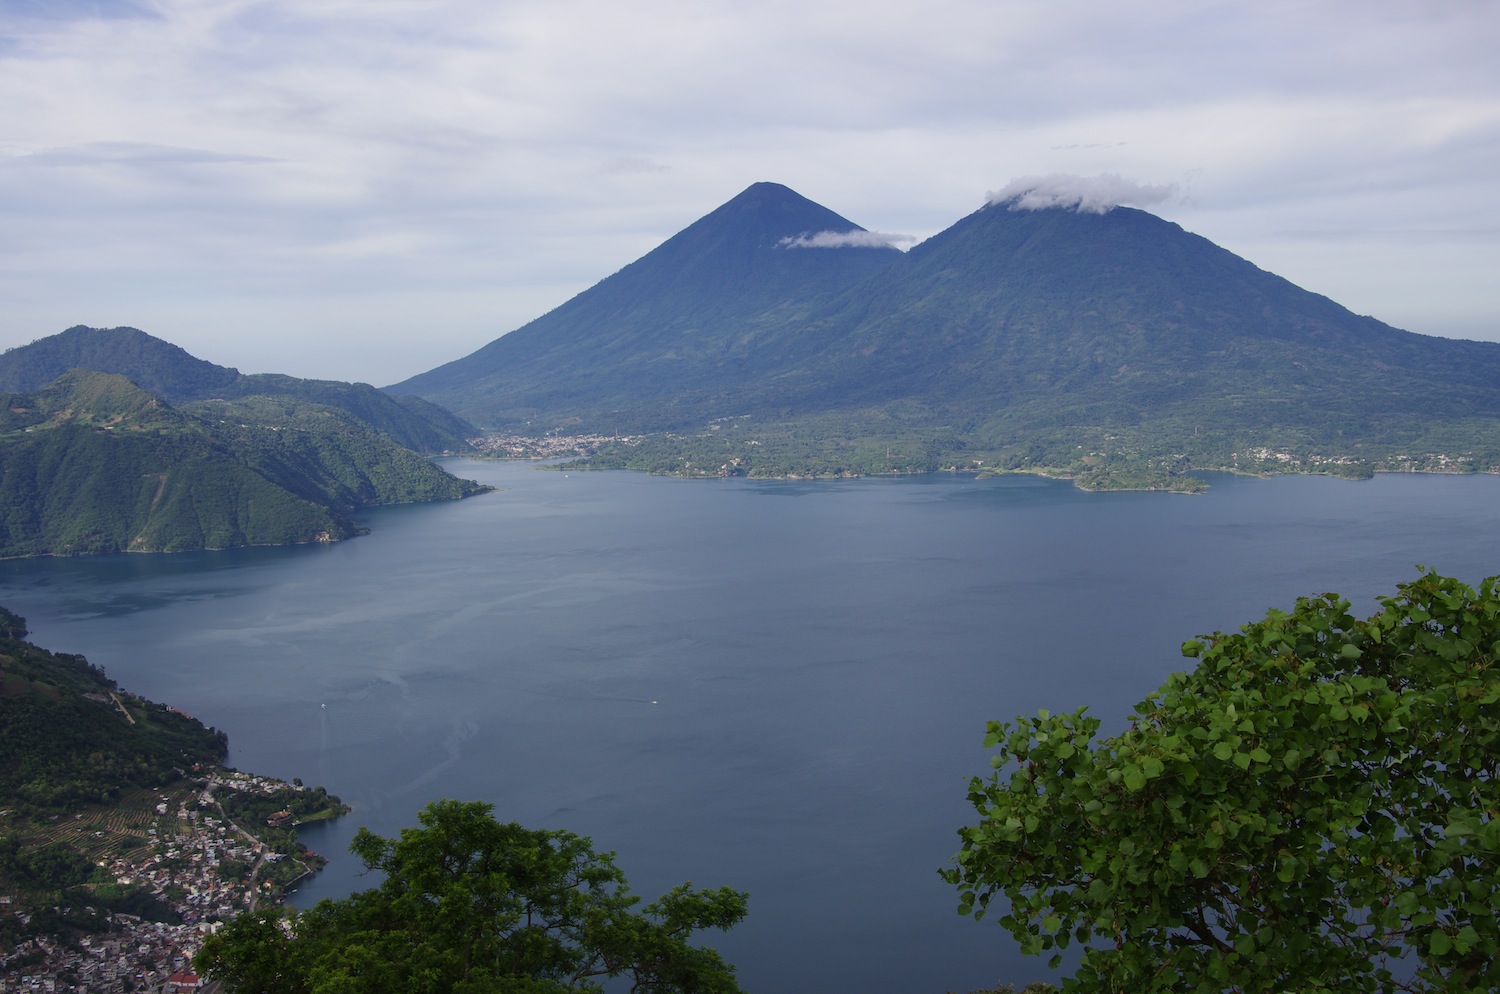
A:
[944, 571, 1500, 993]
[195, 799, 748, 994]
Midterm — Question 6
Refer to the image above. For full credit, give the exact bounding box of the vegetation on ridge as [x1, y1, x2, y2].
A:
[0, 325, 479, 455]
[0, 605, 227, 814]
[0, 367, 490, 558]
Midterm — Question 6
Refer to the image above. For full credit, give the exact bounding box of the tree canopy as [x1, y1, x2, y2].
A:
[943, 571, 1500, 993]
[195, 799, 748, 994]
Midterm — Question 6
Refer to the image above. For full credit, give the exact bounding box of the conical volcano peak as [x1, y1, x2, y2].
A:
[729, 181, 806, 205]
[695, 182, 917, 252]
[388, 182, 904, 406]
[692, 181, 878, 246]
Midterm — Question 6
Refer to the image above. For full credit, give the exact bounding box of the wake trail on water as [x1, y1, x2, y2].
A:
[318, 707, 330, 787]
[383, 716, 482, 799]
[519, 687, 660, 705]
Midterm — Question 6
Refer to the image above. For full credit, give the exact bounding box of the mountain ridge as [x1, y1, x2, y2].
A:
[0, 325, 478, 454]
[0, 366, 490, 558]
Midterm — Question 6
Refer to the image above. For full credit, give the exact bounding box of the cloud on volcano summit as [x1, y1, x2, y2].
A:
[988, 173, 1181, 214]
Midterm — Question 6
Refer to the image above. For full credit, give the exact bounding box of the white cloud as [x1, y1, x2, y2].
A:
[0, 0, 1497, 383]
[779, 230, 915, 250]
[987, 173, 1182, 214]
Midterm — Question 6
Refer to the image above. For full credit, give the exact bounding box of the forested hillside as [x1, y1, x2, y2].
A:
[0, 325, 478, 455]
[0, 605, 349, 981]
[0, 370, 489, 557]
[0, 606, 226, 814]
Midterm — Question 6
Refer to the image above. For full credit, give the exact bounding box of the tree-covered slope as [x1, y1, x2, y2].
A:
[0, 604, 227, 812]
[192, 395, 491, 508]
[0, 371, 489, 557]
[0, 606, 349, 971]
[0, 325, 479, 454]
[0, 325, 240, 401]
[223, 375, 478, 455]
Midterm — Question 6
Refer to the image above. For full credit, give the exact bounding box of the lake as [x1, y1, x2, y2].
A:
[3, 462, 1499, 993]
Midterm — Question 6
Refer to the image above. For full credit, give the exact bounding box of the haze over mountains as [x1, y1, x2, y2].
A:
[392, 182, 1500, 483]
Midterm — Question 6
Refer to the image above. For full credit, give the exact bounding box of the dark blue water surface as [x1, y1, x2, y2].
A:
[3, 463, 1499, 993]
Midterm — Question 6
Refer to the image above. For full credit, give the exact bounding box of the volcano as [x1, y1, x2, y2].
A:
[390, 183, 1500, 479]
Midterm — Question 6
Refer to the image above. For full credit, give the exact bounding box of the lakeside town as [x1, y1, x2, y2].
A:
[468, 432, 643, 460]
[1, 771, 343, 993]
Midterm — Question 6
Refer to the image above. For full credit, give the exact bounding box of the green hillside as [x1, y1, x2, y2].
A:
[0, 326, 479, 454]
[0, 606, 350, 967]
[0, 371, 489, 557]
[0, 605, 227, 814]
[0, 326, 239, 401]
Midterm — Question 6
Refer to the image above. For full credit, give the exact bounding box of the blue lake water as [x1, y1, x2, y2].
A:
[3, 462, 1499, 993]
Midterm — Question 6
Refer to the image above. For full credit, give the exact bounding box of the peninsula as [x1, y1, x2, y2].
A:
[0, 605, 347, 991]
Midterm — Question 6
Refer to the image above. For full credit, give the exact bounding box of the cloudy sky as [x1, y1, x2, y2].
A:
[3, 0, 1497, 386]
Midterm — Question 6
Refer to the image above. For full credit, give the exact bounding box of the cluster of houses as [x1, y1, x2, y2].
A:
[2, 924, 203, 993]
[469, 432, 642, 459]
[1, 772, 324, 993]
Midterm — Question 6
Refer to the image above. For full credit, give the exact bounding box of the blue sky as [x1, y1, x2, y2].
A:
[3, 0, 1497, 386]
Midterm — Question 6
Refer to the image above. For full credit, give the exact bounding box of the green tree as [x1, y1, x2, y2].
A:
[196, 799, 748, 994]
[943, 571, 1500, 993]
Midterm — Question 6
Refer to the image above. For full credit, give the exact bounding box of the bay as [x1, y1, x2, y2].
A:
[3, 461, 1499, 993]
